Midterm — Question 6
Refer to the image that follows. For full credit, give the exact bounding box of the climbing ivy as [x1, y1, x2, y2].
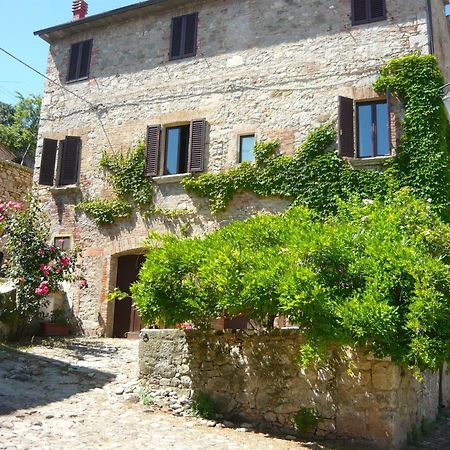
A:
[183, 54, 450, 221]
[76, 144, 152, 225]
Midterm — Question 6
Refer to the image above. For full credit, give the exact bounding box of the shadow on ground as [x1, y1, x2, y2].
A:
[0, 342, 115, 415]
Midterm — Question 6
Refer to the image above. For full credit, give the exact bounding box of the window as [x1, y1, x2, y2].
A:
[67, 39, 93, 82]
[239, 135, 256, 163]
[54, 236, 71, 251]
[38, 137, 81, 186]
[169, 13, 198, 60]
[145, 119, 206, 177]
[351, 0, 386, 25]
[165, 125, 190, 175]
[338, 95, 391, 158]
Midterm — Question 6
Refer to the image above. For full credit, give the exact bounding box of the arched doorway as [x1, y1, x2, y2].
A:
[112, 254, 145, 338]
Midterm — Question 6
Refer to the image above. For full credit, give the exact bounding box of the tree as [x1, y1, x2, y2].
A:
[0, 94, 41, 160]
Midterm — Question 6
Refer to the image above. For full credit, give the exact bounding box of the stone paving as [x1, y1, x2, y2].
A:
[0, 338, 323, 450]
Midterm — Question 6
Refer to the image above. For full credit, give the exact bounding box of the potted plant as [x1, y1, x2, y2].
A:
[40, 308, 70, 336]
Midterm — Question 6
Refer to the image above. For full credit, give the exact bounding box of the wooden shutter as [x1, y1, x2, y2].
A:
[38, 138, 58, 186]
[170, 16, 183, 59]
[79, 39, 93, 79]
[59, 136, 81, 186]
[370, 0, 386, 20]
[352, 0, 368, 24]
[68, 42, 81, 81]
[188, 119, 206, 173]
[386, 88, 392, 154]
[184, 13, 198, 56]
[145, 125, 161, 177]
[338, 96, 355, 157]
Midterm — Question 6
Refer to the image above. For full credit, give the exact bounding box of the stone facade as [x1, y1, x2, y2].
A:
[33, 0, 450, 334]
[0, 160, 33, 204]
[139, 329, 450, 449]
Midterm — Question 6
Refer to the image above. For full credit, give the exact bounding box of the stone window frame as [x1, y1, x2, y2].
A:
[52, 235, 73, 252]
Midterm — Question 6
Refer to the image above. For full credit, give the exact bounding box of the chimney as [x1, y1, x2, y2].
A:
[72, 0, 88, 20]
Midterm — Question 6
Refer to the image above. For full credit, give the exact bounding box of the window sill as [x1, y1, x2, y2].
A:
[49, 184, 81, 194]
[347, 156, 392, 168]
[152, 173, 190, 185]
[66, 76, 89, 84]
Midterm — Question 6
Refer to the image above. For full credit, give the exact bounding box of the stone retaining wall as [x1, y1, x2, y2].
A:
[0, 160, 32, 203]
[139, 329, 450, 449]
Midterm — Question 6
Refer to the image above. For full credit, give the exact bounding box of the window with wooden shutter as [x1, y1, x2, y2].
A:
[188, 119, 206, 172]
[338, 96, 355, 157]
[169, 13, 198, 60]
[145, 125, 161, 177]
[352, 0, 386, 25]
[58, 136, 81, 186]
[67, 39, 93, 82]
[38, 138, 58, 185]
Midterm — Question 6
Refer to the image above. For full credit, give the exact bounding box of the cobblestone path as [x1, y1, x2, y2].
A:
[0, 338, 319, 450]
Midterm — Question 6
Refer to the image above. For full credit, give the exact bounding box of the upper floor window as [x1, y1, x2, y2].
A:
[239, 135, 256, 163]
[38, 137, 82, 186]
[352, 0, 386, 25]
[145, 119, 206, 177]
[338, 95, 391, 158]
[67, 39, 93, 82]
[169, 13, 198, 60]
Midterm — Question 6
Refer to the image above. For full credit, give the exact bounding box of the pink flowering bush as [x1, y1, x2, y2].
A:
[0, 198, 78, 329]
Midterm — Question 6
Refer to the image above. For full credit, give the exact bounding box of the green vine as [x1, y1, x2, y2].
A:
[183, 54, 450, 221]
[76, 144, 152, 225]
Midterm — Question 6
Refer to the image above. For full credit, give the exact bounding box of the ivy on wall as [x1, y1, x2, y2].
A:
[183, 54, 450, 221]
[76, 54, 450, 225]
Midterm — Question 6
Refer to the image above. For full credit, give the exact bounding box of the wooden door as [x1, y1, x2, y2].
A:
[112, 254, 145, 338]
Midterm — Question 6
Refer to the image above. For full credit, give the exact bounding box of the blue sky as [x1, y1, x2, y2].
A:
[0, 0, 135, 104]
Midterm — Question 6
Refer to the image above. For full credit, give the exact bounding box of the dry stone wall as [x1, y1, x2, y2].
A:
[0, 160, 32, 203]
[139, 329, 450, 449]
[33, 0, 446, 333]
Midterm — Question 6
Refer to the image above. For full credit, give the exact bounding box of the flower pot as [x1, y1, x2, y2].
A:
[40, 322, 70, 336]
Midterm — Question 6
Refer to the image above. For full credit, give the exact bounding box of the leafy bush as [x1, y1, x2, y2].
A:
[132, 190, 450, 373]
[191, 392, 218, 419]
[293, 407, 319, 434]
[0, 199, 78, 331]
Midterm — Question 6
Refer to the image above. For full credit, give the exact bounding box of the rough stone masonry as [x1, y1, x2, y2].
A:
[33, 0, 450, 334]
[139, 329, 450, 450]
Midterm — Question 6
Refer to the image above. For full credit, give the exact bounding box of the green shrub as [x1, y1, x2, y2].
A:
[132, 190, 450, 373]
[191, 392, 218, 419]
[293, 407, 319, 434]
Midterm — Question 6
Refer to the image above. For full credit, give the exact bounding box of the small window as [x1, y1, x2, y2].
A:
[145, 120, 206, 177]
[38, 137, 81, 186]
[352, 0, 386, 25]
[67, 39, 93, 82]
[169, 13, 198, 60]
[165, 125, 190, 175]
[239, 135, 256, 163]
[338, 94, 391, 158]
[357, 101, 389, 158]
[54, 236, 71, 251]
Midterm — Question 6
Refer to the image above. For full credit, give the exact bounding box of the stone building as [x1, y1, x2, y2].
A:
[33, 0, 450, 337]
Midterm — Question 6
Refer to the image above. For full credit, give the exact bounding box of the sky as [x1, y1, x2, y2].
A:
[0, 0, 136, 104]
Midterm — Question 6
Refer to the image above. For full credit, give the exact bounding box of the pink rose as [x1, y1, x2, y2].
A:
[35, 281, 49, 296]
[49, 245, 56, 252]
[60, 255, 71, 267]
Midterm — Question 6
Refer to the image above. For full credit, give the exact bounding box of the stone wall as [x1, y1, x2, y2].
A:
[0, 160, 32, 203]
[139, 329, 450, 449]
[33, 0, 447, 333]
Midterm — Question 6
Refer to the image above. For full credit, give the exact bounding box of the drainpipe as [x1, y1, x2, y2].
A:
[426, 0, 435, 54]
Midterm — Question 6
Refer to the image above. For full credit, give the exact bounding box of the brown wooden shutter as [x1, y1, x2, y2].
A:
[188, 119, 206, 173]
[184, 13, 198, 56]
[58, 136, 81, 186]
[68, 42, 81, 81]
[145, 125, 161, 177]
[386, 88, 392, 154]
[338, 96, 355, 157]
[79, 39, 93, 79]
[352, 0, 367, 24]
[370, 0, 386, 20]
[38, 138, 58, 186]
[170, 17, 183, 59]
